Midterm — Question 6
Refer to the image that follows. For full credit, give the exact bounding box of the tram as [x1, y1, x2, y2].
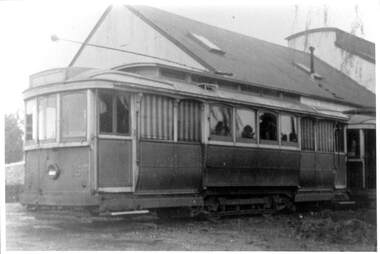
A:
[21, 63, 350, 216]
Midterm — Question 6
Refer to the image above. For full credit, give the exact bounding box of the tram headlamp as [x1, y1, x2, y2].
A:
[47, 164, 60, 180]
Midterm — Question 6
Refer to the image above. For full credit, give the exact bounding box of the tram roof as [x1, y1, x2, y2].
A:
[27, 68, 347, 120]
[119, 6, 375, 109]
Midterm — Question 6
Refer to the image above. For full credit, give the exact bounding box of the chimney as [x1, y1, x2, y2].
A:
[309, 46, 315, 74]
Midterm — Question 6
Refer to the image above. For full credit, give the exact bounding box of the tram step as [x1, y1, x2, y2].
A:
[336, 201, 356, 206]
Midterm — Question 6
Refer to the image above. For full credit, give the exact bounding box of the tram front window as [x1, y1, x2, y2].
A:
[25, 99, 37, 142]
[38, 94, 57, 141]
[61, 91, 87, 139]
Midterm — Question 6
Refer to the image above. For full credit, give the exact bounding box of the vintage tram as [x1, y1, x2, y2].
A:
[20, 63, 350, 216]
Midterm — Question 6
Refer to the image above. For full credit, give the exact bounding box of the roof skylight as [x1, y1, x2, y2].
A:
[189, 33, 225, 55]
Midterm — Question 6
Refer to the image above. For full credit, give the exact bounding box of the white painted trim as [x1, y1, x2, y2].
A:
[56, 93, 61, 143]
[131, 94, 137, 192]
[232, 108, 236, 144]
[86, 89, 92, 142]
[110, 210, 149, 216]
[298, 117, 302, 150]
[207, 140, 300, 151]
[173, 100, 179, 142]
[347, 124, 376, 129]
[98, 187, 133, 193]
[359, 129, 365, 188]
[343, 126, 347, 154]
[24, 141, 90, 151]
[98, 134, 133, 140]
[202, 103, 209, 144]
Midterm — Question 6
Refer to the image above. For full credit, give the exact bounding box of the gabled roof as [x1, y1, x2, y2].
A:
[285, 27, 375, 63]
[72, 5, 376, 108]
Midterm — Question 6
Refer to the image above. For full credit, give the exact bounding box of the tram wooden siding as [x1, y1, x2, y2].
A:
[136, 140, 202, 193]
[98, 139, 132, 188]
[23, 147, 94, 206]
[299, 152, 337, 188]
[205, 145, 300, 187]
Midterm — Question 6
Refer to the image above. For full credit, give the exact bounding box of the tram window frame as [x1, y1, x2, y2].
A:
[140, 94, 175, 141]
[258, 111, 279, 145]
[301, 117, 315, 151]
[235, 107, 257, 143]
[61, 91, 87, 141]
[347, 129, 360, 158]
[279, 114, 298, 147]
[335, 123, 345, 153]
[98, 90, 131, 136]
[25, 98, 38, 144]
[177, 99, 202, 142]
[316, 120, 335, 153]
[37, 94, 57, 142]
[209, 103, 233, 142]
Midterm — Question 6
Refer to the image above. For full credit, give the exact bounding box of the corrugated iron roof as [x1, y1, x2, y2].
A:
[128, 6, 375, 108]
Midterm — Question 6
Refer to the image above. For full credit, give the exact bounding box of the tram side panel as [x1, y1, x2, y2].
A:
[21, 147, 97, 206]
[204, 145, 300, 188]
[136, 140, 202, 194]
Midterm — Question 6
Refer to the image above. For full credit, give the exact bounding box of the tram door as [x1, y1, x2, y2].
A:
[97, 91, 133, 191]
[347, 128, 376, 190]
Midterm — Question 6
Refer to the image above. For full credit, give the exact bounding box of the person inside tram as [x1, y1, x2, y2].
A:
[242, 125, 254, 139]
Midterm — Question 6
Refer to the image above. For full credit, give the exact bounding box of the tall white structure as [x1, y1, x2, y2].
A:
[286, 27, 375, 93]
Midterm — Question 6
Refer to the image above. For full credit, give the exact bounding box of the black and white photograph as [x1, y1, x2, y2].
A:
[0, 0, 378, 251]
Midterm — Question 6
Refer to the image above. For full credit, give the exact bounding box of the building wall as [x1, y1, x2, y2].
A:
[73, 6, 208, 71]
[288, 31, 375, 93]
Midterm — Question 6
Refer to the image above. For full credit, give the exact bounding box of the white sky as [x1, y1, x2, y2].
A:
[0, 0, 378, 115]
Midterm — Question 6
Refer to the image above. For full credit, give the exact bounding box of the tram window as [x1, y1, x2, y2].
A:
[25, 99, 37, 142]
[98, 92, 131, 135]
[61, 92, 87, 139]
[38, 94, 57, 141]
[317, 120, 334, 152]
[235, 108, 256, 142]
[347, 129, 360, 158]
[259, 112, 278, 143]
[99, 93, 113, 133]
[178, 100, 201, 142]
[335, 123, 345, 153]
[280, 115, 298, 145]
[141, 94, 174, 140]
[209, 104, 232, 141]
[301, 118, 315, 151]
[116, 95, 130, 134]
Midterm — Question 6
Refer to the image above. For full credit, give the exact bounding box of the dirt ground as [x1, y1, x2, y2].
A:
[6, 203, 377, 251]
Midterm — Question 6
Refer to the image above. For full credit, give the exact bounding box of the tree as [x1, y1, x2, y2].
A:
[5, 113, 24, 163]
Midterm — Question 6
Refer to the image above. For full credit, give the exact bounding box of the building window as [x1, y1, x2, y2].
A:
[301, 118, 315, 151]
[316, 120, 334, 152]
[347, 129, 360, 158]
[236, 108, 256, 143]
[38, 94, 57, 141]
[25, 99, 37, 142]
[61, 91, 87, 139]
[189, 33, 225, 54]
[280, 115, 298, 145]
[209, 104, 232, 141]
[178, 100, 202, 142]
[98, 91, 131, 135]
[259, 112, 278, 143]
[140, 94, 174, 140]
[335, 123, 345, 153]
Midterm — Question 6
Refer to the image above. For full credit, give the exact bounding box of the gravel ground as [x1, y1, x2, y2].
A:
[6, 203, 377, 251]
